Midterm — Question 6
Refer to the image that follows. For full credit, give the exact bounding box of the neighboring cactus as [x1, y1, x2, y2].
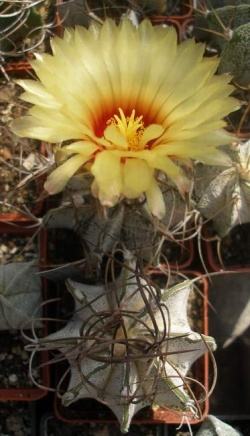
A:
[0, 0, 45, 55]
[0, 0, 55, 58]
[218, 23, 250, 87]
[206, 5, 250, 49]
[194, 3, 250, 54]
[56, 0, 166, 28]
[194, 141, 250, 237]
[197, 0, 250, 9]
[194, 3, 250, 87]
[35, 253, 215, 433]
[0, 262, 42, 330]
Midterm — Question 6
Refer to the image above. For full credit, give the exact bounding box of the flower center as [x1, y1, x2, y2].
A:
[107, 108, 145, 151]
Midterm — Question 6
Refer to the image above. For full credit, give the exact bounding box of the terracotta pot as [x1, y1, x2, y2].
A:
[162, 236, 194, 269]
[235, 131, 250, 139]
[2, 62, 32, 74]
[0, 224, 49, 401]
[0, 63, 46, 224]
[52, 269, 211, 426]
[150, 0, 194, 22]
[225, 125, 250, 140]
[39, 412, 164, 435]
[179, 16, 195, 40]
[201, 224, 250, 272]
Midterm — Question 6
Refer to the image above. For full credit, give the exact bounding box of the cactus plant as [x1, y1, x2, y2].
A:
[0, 0, 46, 57]
[34, 254, 215, 433]
[206, 5, 250, 49]
[195, 141, 250, 237]
[0, 262, 42, 330]
[218, 23, 250, 87]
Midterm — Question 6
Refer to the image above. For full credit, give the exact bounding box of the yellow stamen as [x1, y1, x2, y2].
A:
[107, 108, 145, 151]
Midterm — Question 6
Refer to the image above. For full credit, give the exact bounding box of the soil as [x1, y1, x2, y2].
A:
[0, 329, 42, 389]
[219, 222, 250, 267]
[38, 410, 250, 436]
[0, 231, 43, 389]
[0, 77, 41, 216]
[41, 414, 162, 436]
[207, 222, 250, 267]
[0, 401, 32, 436]
[0, 233, 39, 264]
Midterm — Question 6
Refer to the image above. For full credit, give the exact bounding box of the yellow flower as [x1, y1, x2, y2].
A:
[12, 19, 238, 218]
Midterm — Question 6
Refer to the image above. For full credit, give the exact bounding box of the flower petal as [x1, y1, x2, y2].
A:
[11, 112, 91, 143]
[104, 125, 128, 149]
[149, 153, 190, 194]
[16, 79, 61, 109]
[91, 151, 122, 206]
[122, 158, 154, 198]
[145, 179, 165, 219]
[138, 124, 164, 149]
[44, 154, 88, 194]
[62, 141, 100, 156]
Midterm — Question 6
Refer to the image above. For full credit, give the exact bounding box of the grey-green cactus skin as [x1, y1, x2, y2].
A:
[218, 23, 250, 86]
[0, 263, 42, 330]
[195, 142, 250, 237]
[207, 6, 250, 49]
[40, 258, 216, 433]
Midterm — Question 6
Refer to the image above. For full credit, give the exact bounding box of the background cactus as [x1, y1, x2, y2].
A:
[194, 141, 250, 237]
[206, 5, 250, 50]
[0, 262, 42, 329]
[218, 23, 250, 87]
[0, 0, 45, 56]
